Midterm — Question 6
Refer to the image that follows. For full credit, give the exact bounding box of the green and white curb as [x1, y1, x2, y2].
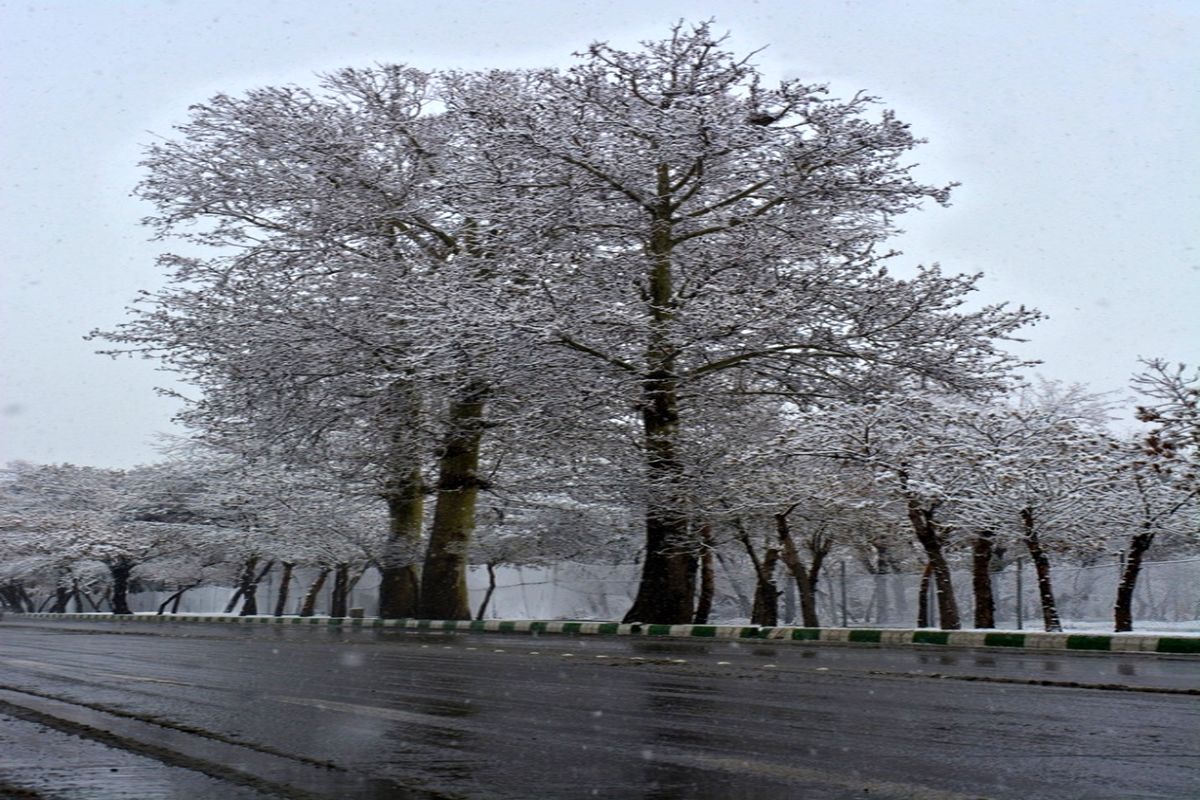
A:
[10, 612, 1199, 655]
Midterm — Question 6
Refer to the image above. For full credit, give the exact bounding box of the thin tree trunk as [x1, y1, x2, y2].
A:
[240, 559, 274, 616]
[49, 584, 70, 614]
[733, 519, 780, 626]
[1021, 508, 1062, 632]
[917, 561, 934, 628]
[476, 562, 498, 621]
[157, 584, 196, 615]
[775, 512, 819, 628]
[224, 556, 255, 614]
[299, 568, 331, 617]
[905, 495, 961, 629]
[273, 562, 294, 617]
[693, 527, 715, 625]
[420, 383, 489, 620]
[972, 531, 997, 629]
[1114, 530, 1154, 632]
[346, 564, 370, 597]
[79, 588, 102, 612]
[869, 545, 891, 624]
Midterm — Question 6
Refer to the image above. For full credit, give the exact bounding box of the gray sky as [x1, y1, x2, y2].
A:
[1, 0, 1197, 468]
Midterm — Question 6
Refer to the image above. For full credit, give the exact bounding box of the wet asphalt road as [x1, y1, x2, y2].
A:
[0, 618, 1197, 799]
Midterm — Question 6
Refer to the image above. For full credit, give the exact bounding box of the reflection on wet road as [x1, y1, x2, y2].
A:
[0, 619, 1196, 798]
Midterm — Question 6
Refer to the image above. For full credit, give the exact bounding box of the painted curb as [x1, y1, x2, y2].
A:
[9, 612, 1199, 656]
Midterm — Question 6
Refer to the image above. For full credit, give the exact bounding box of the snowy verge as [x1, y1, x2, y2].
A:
[8, 612, 1200, 655]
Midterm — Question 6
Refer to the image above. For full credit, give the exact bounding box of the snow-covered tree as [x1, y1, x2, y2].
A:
[96, 21, 1040, 624]
[0, 463, 208, 614]
[1109, 361, 1200, 630]
[952, 384, 1117, 631]
[444, 22, 1039, 622]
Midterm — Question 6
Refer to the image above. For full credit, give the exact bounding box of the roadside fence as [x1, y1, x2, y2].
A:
[118, 556, 1200, 632]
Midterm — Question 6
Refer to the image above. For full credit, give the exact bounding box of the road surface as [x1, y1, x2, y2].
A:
[0, 618, 1196, 798]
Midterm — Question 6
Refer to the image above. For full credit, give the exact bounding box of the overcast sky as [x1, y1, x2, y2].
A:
[1, 0, 1197, 468]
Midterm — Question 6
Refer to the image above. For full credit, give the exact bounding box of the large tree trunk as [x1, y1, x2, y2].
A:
[299, 568, 331, 617]
[1020, 508, 1062, 632]
[905, 497, 961, 630]
[776, 512, 820, 628]
[750, 547, 780, 627]
[622, 373, 696, 623]
[240, 559, 274, 617]
[1114, 529, 1155, 632]
[735, 521, 779, 626]
[273, 562, 294, 617]
[420, 384, 488, 620]
[108, 557, 135, 616]
[972, 531, 997, 629]
[378, 383, 426, 619]
[329, 563, 350, 618]
[624, 182, 697, 625]
[378, 469, 425, 618]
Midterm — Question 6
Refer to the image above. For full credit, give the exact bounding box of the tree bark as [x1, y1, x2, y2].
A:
[1020, 508, 1062, 632]
[905, 496, 961, 629]
[157, 584, 197, 615]
[750, 547, 780, 627]
[693, 528, 715, 625]
[916, 561, 934, 628]
[1114, 530, 1154, 632]
[476, 561, 498, 621]
[622, 367, 696, 623]
[624, 178, 698, 625]
[329, 563, 350, 618]
[1, 582, 36, 613]
[775, 512, 820, 628]
[378, 382, 426, 619]
[108, 557, 135, 615]
[225, 555, 255, 614]
[49, 584, 70, 614]
[378, 467, 425, 618]
[240, 559, 274, 616]
[420, 383, 488, 620]
[972, 531, 997, 629]
[273, 562, 294, 617]
[299, 568, 331, 617]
